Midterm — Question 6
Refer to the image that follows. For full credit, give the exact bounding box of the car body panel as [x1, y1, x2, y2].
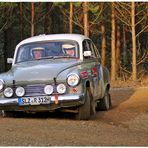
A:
[0, 34, 110, 114]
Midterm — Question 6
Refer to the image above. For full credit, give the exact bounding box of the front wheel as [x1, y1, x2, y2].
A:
[76, 89, 91, 120]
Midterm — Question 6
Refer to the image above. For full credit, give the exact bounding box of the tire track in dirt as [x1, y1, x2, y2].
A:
[0, 87, 147, 146]
[96, 87, 148, 130]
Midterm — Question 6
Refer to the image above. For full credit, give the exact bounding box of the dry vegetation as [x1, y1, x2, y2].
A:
[111, 76, 148, 88]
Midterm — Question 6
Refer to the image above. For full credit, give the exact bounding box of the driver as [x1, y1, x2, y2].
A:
[31, 47, 45, 60]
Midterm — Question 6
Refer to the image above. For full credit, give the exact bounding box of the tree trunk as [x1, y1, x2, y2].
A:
[69, 2, 73, 33]
[101, 17, 106, 66]
[116, 19, 121, 77]
[44, 3, 51, 34]
[123, 25, 127, 66]
[3, 30, 8, 71]
[83, 2, 89, 37]
[111, 2, 116, 81]
[31, 2, 35, 37]
[20, 2, 23, 40]
[131, 2, 137, 81]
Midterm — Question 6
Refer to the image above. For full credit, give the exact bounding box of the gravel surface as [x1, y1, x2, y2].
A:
[0, 87, 148, 146]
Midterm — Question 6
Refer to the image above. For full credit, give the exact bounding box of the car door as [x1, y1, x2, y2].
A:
[82, 39, 100, 99]
[90, 41, 104, 98]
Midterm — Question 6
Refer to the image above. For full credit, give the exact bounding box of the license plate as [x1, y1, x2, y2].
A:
[18, 96, 50, 106]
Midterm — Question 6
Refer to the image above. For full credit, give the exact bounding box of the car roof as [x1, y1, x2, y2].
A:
[17, 34, 90, 47]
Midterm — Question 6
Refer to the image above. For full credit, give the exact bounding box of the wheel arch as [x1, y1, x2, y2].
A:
[85, 79, 93, 94]
[86, 80, 90, 88]
[83, 79, 93, 100]
[106, 83, 110, 92]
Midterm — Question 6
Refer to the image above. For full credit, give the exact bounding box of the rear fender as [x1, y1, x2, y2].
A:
[102, 83, 110, 98]
[101, 66, 110, 98]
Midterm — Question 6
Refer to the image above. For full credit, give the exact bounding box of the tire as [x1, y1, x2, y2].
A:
[0, 110, 15, 118]
[76, 89, 91, 120]
[97, 90, 111, 111]
[89, 89, 96, 116]
[109, 93, 112, 107]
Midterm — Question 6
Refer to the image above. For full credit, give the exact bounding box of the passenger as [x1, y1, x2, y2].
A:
[65, 48, 75, 56]
[62, 44, 75, 56]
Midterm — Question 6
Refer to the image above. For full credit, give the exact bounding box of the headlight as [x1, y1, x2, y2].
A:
[44, 85, 53, 95]
[0, 79, 4, 91]
[15, 87, 25, 97]
[67, 73, 80, 87]
[4, 87, 13, 98]
[57, 84, 66, 94]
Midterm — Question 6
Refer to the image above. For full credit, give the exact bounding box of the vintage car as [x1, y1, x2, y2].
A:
[0, 34, 111, 120]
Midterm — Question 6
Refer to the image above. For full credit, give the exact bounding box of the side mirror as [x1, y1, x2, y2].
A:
[83, 51, 92, 57]
[7, 58, 13, 64]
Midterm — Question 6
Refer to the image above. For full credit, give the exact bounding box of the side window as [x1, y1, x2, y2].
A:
[92, 42, 101, 59]
[87, 40, 96, 58]
[83, 39, 96, 58]
[82, 39, 100, 60]
[83, 40, 89, 52]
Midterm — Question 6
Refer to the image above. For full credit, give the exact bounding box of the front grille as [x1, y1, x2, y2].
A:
[14, 83, 66, 97]
[24, 84, 46, 96]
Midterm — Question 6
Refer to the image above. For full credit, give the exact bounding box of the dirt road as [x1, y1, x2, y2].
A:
[0, 87, 148, 146]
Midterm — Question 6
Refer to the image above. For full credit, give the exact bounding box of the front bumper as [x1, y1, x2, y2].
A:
[0, 94, 85, 112]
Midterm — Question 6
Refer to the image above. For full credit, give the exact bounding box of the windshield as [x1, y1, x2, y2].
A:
[15, 40, 79, 63]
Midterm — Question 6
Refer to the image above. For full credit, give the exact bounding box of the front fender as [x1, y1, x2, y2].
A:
[56, 65, 80, 82]
[0, 70, 14, 86]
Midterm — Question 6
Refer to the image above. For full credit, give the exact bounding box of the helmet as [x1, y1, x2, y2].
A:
[31, 47, 44, 51]
[62, 44, 75, 49]
[31, 47, 45, 59]
[62, 44, 75, 56]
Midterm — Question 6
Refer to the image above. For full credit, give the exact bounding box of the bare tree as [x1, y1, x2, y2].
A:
[23, 3, 53, 36]
[0, 3, 14, 71]
[111, 2, 116, 81]
[59, 2, 83, 34]
[60, 2, 105, 36]
[83, 2, 89, 36]
[116, 19, 121, 77]
[20, 2, 23, 40]
[0, 4, 14, 33]
[100, 15, 106, 66]
[69, 2, 73, 33]
[31, 2, 35, 36]
[123, 24, 127, 66]
[43, 3, 53, 34]
[131, 2, 137, 81]
[114, 2, 148, 81]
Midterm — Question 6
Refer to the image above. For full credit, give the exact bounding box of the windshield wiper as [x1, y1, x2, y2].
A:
[16, 56, 76, 63]
[52, 55, 76, 59]
[38, 56, 54, 60]
[39, 55, 76, 60]
[16, 56, 55, 63]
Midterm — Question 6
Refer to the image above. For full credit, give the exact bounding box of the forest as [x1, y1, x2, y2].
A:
[0, 2, 147, 84]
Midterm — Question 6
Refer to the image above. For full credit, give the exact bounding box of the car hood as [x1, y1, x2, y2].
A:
[11, 59, 81, 84]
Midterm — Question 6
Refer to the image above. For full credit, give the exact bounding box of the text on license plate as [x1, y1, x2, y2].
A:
[18, 96, 50, 106]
